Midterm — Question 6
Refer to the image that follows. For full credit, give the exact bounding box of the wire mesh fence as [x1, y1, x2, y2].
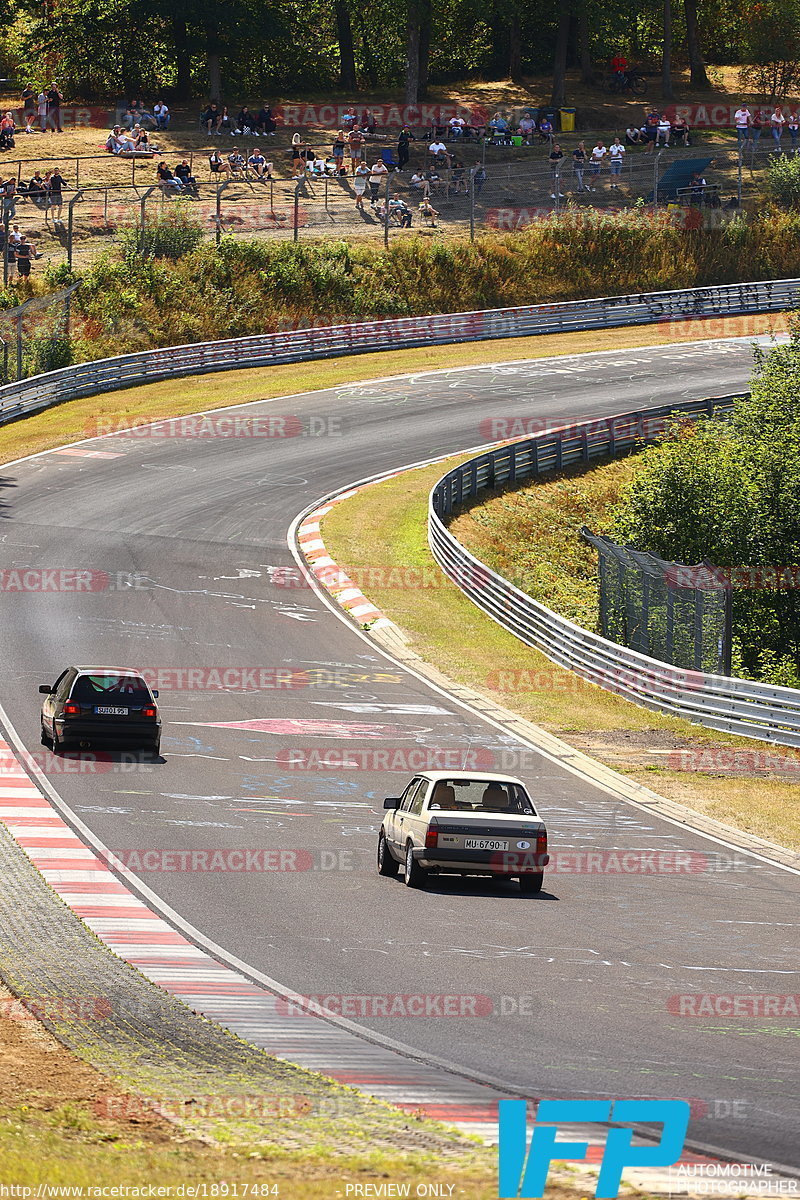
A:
[581, 528, 732, 675]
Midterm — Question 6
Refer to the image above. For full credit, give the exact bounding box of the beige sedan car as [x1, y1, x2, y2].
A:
[377, 770, 549, 893]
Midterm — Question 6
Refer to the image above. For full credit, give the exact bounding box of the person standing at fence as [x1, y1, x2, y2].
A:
[397, 127, 411, 170]
[46, 82, 63, 133]
[771, 106, 786, 147]
[14, 235, 32, 283]
[572, 141, 587, 192]
[609, 137, 625, 188]
[46, 168, 66, 224]
[20, 84, 36, 132]
[2, 177, 16, 221]
[348, 126, 365, 175]
[734, 104, 751, 146]
[750, 110, 763, 147]
[368, 158, 388, 204]
[789, 111, 800, 153]
[37, 90, 48, 133]
[332, 130, 346, 175]
[589, 140, 606, 190]
[548, 142, 564, 198]
[353, 161, 369, 209]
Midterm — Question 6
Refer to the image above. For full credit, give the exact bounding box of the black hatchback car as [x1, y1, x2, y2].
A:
[40, 666, 161, 756]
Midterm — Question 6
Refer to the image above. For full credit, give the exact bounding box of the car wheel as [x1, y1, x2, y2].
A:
[51, 726, 63, 755]
[40, 722, 51, 747]
[377, 832, 399, 877]
[518, 873, 544, 895]
[403, 841, 427, 889]
[150, 737, 161, 758]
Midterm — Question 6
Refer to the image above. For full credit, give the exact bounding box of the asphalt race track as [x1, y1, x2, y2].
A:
[0, 338, 798, 1170]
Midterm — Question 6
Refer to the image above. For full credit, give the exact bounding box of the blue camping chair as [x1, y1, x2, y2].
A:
[381, 147, 400, 170]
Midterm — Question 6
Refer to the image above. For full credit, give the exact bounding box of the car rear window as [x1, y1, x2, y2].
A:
[428, 779, 536, 815]
[70, 674, 151, 704]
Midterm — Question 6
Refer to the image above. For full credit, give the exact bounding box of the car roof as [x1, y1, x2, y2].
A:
[73, 666, 146, 676]
[417, 769, 526, 786]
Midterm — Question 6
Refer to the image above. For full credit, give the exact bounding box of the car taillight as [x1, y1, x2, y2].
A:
[142, 706, 157, 718]
[63, 702, 80, 716]
[425, 829, 438, 849]
[536, 830, 548, 854]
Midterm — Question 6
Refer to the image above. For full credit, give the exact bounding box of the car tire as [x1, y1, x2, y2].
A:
[403, 841, 427, 889]
[51, 726, 63, 755]
[377, 832, 399, 876]
[518, 873, 544, 895]
[40, 723, 51, 747]
[150, 737, 161, 758]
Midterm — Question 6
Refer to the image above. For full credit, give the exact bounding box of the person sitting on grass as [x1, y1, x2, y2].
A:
[106, 125, 136, 153]
[625, 124, 642, 144]
[27, 171, 49, 209]
[0, 112, 15, 151]
[419, 197, 439, 226]
[153, 100, 170, 129]
[202, 102, 221, 134]
[157, 161, 183, 193]
[236, 106, 257, 135]
[175, 160, 199, 196]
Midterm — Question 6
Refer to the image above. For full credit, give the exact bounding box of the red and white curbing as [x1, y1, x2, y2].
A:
[297, 499, 392, 631]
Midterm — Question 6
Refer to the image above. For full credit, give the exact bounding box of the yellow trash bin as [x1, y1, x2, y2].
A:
[560, 107, 576, 132]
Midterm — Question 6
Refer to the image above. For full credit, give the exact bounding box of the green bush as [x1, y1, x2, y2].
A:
[764, 155, 800, 209]
[119, 204, 205, 262]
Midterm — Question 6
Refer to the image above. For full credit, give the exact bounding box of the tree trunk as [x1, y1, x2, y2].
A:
[335, 0, 357, 92]
[172, 16, 191, 101]
[662, 0, 674, 100]
[207, 51, 221, 104]
[509, 7, 522, 81]
[577, 0, 593, 84]
[405, 1, 420, 105]
[550, 2, 571, 107]
[418, 0, 431, 98]
[684, 0, 710, 89]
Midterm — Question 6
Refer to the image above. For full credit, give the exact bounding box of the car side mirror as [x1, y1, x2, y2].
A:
[152, 690, 159, 698]
[383, 797, 401, 809]
[38, 685, 53, 694]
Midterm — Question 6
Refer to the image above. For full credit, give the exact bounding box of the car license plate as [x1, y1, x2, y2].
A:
[465, 838, 509, 851]
[95, 706, 128, 715]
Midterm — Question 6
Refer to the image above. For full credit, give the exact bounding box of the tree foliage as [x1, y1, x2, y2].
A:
[612, 325, 800, 684]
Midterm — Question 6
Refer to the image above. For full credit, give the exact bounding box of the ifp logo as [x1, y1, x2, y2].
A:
[498, 1099, 690, 1198]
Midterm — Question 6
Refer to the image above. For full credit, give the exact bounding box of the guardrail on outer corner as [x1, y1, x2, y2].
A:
[428, 395, 800, 750]
[0, 276, 798, 428]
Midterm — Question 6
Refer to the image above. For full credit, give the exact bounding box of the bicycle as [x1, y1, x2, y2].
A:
[597, 71, 648, 96]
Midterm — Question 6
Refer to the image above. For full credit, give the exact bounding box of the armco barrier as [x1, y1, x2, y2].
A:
[0, 277, 798, 427]
[428, 396, 800, 749]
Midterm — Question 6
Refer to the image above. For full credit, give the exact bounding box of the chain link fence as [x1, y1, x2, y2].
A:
[581, 528, 732, 675]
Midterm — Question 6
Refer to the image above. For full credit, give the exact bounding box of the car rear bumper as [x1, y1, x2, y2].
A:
[417, 848, 549, 874]
[56, 718, 160, 745]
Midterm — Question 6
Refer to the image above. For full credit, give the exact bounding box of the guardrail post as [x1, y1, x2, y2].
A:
[139, 185, 157, 258]
[67, 188, 85, 272]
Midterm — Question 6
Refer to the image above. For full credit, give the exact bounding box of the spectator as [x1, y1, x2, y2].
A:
[46, 168, 66, 223]
[353, 161, 369, 209]
[28, 171, 48, 209]
[644, 109, 659, 151]
[419, 197, 439, 226]
[202, 102, 221, 134]
[332, 130, 347, 175]
[131, 124, 152, 151]
[228, 150, 246, 178]
[450, 155, 467, 193]
[175, 160, 199, 196]
[689, 171, 706, 203]
[448, 115, 465, 139]
[789, 112, 800, 153]
[14, 234, 33, 282]
[671, 114, 690, 146]
[157, 161, 183, 193]
[518, 113, 536, 145]
[364, 108, 378, 134]
[611, 50, 629, 79]
[257, 104, 276, 135]
[2, 177, 16, 221]
[342, 106, 357, 130]
[389, 197, 412, 227]
[218, 106, 234, 135]
[734, 104, 751, 145]
[572, 141, 587, 192]
[537, 115, 554, 143]
[368, 158, 389, 202]
[488, 112, 509, 136]
[46, 82, 63, 132]
[0, 113, 15, 151]
[771, 106, 786, 146]
[106, 125, 135, 153]
[37, 90, 48, 133]
[153, 101, 170, 129]
[609, 136, 625, 187]
[397, 126, 412, 169]
[750, 110, 763, 147]
[589, 140, 606, 189]
[548, 142, 564, 197]
[625, 125, 642, 144]
[472, 165, 486, 195]
[209, 149, 231, 176]
[657, 113, 671, 145]
[237, 106, 257, 134]
[410, 170, 430, 197]
[247, 149, 271, 179]
[20, 84, 35, 132]
[348, 127, 365, 173]
[428, 138, 450, 166]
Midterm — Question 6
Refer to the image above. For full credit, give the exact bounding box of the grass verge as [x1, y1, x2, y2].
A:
[321, 455, 800, 852]
[0, 313, 785, 466]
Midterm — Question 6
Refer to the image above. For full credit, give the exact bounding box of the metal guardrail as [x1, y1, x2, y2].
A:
[429, 396, 800, 750]
[1, 276, 798, 427]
